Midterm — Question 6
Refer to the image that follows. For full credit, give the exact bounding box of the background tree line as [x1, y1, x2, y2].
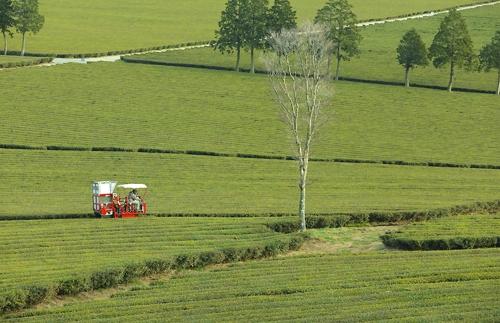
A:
[0, 0, 44, 56]
[215, 0, 499, 94]
[397, 9, 500, 94]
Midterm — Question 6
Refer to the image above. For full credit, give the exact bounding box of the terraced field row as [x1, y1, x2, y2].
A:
[6, 249, 499, 322]
[4, 0, 490, 54]
[0, 217, 299, 306]
[135, 4, 500, 92]
[2, 150, 499, 217]
[2, 63, 499, 165]
[382, 214, 500, 250]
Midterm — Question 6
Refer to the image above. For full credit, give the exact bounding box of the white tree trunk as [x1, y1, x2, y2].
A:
[3, 32, 7, 56]
[405, 67, 410, 88]
[448, 61, 455, 92]
[21, 33, 26, 56]
[496, 70, 500, 96]
[335, 50, 341, 81]
[250, 46, 255, 74]
[298, 163, 307, 231]
[235, 46, 241, 72]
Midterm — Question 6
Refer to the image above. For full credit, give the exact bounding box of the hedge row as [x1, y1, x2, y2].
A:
[1, 143, 499, 170]
[380, 235, 500, 250]
[0, 234, 306, 314]
[5, 41, 210, 59]
[268, 200, 500, 233]
[0, 57, 53, 69]
[2, 200, 498, 222]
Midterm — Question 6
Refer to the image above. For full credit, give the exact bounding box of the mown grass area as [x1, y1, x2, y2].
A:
[1, 150, 499, 216]
[6, 249, 499, 322]
[307, 226, 393, 253]
[5, 0, 488, 54]
[137, 4, 500, 92]
[2, 63, 499, 165]
[0, 217, 293, 297]
[382, 214, 500, 250]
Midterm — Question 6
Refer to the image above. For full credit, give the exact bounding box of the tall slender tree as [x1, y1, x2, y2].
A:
[243, 0, 269, 73]
[315, 0, 361, 80]
[396, 29, 429, 88]
[265, 23, 333, 231]
[0, 0, 16, 55]
[14, 0, 44, 56]
[267, 0, 296, 34]
[429, 9, 474, 92]
[214, 0, 246, 72]
[479, 31, 500, 95]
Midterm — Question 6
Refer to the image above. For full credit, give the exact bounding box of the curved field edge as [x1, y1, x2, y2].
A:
[4, 0, 495, 56]
[0, 228, 306, 314]
[381, 214, 500, 250]
[6, 249, 499, 322]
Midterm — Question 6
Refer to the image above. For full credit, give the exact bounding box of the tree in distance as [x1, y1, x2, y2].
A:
[0, 0, 15, 55]
[429, 9, 474, 93]
[14, 0, 44, 56]
[479, 31, 500, 95]
[265, 23, 334, 231]
[315, 0, 362, 81]
[267, 0, 297, 34]
[244, 0, 269, 73]
[396, 29, 429, 88]
[214, 0, 247, 72]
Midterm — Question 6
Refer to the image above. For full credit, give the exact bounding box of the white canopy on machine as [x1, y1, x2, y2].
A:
[117, 184, 148, 189]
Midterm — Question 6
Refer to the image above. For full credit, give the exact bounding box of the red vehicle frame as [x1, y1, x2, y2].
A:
[92, 182, 148, 218]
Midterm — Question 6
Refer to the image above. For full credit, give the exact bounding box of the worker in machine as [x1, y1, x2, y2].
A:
[128, 189, 142, 211]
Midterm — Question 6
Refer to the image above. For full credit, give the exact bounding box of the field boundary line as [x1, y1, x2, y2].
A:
[2, 200, 498, 222]
[1, 144, 498, 170]
[121, 57, 498, 95]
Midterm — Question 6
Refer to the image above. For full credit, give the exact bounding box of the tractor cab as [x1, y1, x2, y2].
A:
[92, 181, 148, 218]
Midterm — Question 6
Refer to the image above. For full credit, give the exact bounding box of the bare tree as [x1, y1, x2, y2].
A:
[265, 23, 333, 231]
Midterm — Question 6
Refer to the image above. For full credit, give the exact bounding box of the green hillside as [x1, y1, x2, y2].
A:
[2, 63, 499, 165]
[1, 150, 499, 216]
[5, 0, 489, 54]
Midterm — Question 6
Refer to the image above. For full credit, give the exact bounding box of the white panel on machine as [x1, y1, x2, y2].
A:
[92, 181, 117, 195]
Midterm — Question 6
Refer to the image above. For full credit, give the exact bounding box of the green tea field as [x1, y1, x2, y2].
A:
[6, 0, 490, 55]
[1, 150, 499, 216]
[1, 0, 499, 321]
[1, 63, 499, 165]
[5, 250, 499, 322]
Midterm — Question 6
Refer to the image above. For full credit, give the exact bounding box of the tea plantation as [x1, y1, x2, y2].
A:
[1, 63, 499, 165]
[0, 217, 304, 312]
[5, 0, 489, 55]
[1, 150, 499, 217]
[1, 0, 499, 321]
[5, 249, 499, 322]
